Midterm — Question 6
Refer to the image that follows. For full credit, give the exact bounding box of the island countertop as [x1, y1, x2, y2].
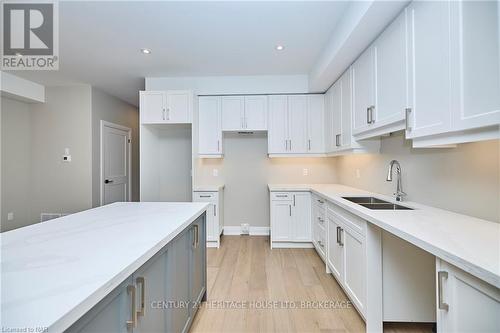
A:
[0, 202, 209, 332]
[269, 184, 500, 289]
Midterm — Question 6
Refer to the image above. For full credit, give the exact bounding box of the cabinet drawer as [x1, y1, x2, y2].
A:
[313, 195, 326, 207]
[316, 232, 327, 258]
[193, 192, 218, 203]
[327, 203, 366, 237]
[271, 192, 292, 201]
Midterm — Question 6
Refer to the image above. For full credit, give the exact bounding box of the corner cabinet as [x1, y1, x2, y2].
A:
[269, 191, 311, 248]
[140, 90, 193, 124]
[436, 259, 500, 332]
[67, 214, 207, 333]
[198, 96, 223, 157]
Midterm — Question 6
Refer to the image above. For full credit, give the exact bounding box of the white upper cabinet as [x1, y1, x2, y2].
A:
[451, 0, 500, 131]
[166, 90, 193, 123]
[198, 96, 222, 156]
[352, 47, 376, 135]
[288, 95, 308, 153]
[268, 95, 288, 154]
[405, 1, 452, 139]
[221, 95, 267, 131]
[140, 90, 192, 124]
[352, 8, 408, 140]
[307, 95, 325, 153]
[373, 10, 408, 131]
[140, 91, 166, 124]
[221, 96, 244, 130]
[244, 96, 268, 130]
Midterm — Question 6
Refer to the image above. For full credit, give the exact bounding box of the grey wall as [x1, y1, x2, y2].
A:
[196, 132, 337, 227]
[29, 86, 93, 226]
[91, 87, 139, 206]
[1, 98, 32, 229]
[335, 132, 499, 222]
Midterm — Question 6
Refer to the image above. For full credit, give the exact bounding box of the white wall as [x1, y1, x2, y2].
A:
[1, 97, 32, 230]
[335, 132, 500, 222]
[146, 75, 309, 95]
[91, 87, 139, 206]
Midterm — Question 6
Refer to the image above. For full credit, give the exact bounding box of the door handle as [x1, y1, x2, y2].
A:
[214, 204, 216, 216]
[104, 179, 113, 184]
[336, 226, 340, 244]
[166, 107, 170, 120]
[308, 139, 311, 151]
[293, 194, 296, 207]
[289, 205, 292, 216]
[339, 227, 344, 246]
[162, 108, 166, 120]
[405, 108, 412, 132]
[193, 225, 199, 248]
[217, 140, 220, 152]
[336, 134, 341, 147]
[438, 271, 449, 311]
[366, 107, 370, 124]
[136, 277, 145, 317]
[126, 285, 137, 329]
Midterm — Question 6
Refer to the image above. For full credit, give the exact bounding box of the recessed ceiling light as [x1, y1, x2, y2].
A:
[141, 48, 151, 54]
[275, 45, 285, 51]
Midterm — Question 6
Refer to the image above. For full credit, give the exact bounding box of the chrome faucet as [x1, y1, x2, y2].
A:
[386, 160, 406, 202]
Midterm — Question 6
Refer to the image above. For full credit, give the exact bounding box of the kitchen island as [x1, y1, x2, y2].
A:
[1, 202, 209, 333]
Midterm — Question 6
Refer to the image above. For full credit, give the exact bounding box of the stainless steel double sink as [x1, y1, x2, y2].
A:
[342, 197, 413, 210]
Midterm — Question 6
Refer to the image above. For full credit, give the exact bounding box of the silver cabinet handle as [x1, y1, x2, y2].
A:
[335, 134, 341, 147]
[199, 195, 212, 198]
[317, 199, 324, 204]
[367, 105, 375, 124]
[217, 140, 220, 152]
[317, 217, 324, 224]
[293, 194, 296, 207]
[366, 107, 370, 124]
[126, 285, 137, 329]
[166, 107, 170, 120]
[318, 240, 324, 248]
[438, 271, 449, 311]
[162, 108, 166, 121]
[336, 226, 340, 244]
[284, 140, 287, 150]
[405, 108, 412, 132]
[275, 194, 288, 198]
[308, 139, 311, 151]
[339, 228, 344, 246]
[136, 277, 145, 317]
[289, 205, 292, 216]
[214, 204, 216, 217]
[193, 225, 199, 248]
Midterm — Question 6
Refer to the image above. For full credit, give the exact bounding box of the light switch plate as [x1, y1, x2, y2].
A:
[7, 212, 14, 221]
[213, 169, 218, 177]
[303, 168, 308, 176]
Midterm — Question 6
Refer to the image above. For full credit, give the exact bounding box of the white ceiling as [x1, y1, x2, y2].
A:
[10, 1, 350, 106]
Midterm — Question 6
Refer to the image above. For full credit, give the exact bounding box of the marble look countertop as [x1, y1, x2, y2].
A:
[269, 184, 500, 288]
[0, 202, 209, 332]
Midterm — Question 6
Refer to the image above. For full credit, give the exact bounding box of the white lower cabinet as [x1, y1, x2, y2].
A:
[193, 189, 224, 248]
[270, 191, 311, 247]
[436, 259, 500, 333]
[326, 205, 367, 319]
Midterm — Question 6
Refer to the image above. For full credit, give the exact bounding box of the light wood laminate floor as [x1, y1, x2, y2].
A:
[190, 236, 434, 333]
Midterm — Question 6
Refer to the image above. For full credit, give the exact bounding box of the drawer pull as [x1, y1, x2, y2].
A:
[136, 277, 145, 317]
[199, 195, 212, 198]
[317, 199, 324, 204]
[438, 271, 449, 311]
[126, 285, 137, 329]
[275, 195, 288, 198]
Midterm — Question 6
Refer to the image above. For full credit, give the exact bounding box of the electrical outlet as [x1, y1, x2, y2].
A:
[7, 212, 14, 221]
[213, 169, 218, 177]
[356, 169, 361, 179]
[303, 168, 308, 176]
[241, 223, 250, 235]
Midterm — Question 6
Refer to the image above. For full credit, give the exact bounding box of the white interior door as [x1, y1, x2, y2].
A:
[101, 121, 131, 205]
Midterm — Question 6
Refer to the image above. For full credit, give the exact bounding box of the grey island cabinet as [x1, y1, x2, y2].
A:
[1, 202, 208, 333]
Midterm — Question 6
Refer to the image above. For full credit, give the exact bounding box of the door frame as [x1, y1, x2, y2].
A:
[100, 120, 132, 206]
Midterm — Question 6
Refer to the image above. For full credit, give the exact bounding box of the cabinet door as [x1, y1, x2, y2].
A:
[451, 0, 500, 131]
[352, 47, 376, 134]
[67, 278, 134, 333]
[244, 96, 268, 130]
[331, 80, 342, 150]
[436, 259, 500, 333]
[373, 10, 407, 127]
[327, 215, 344, 282]
[271, 200, 292, 241]
[291, 192, 311, 241]
[198, 97, 222, 155]
[134, 252, 167, 333]
[288, 95, 308, 153]
[268, 96, 289, 154]
[140, 91, 166, 124]
[406, 1, 452, 139]
[342, 226, 366, 316]
[166, 90, 191, 123]
[190, 216, 206, 308]
[307, 95, 325, 153]
[166, 231, 191, 333]
[340, 69, 353, 148]
[221, 96, 244, 130]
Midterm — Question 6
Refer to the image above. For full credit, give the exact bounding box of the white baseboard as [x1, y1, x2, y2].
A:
[223, 226, 270, 236]
[271, 242, 314, 249]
